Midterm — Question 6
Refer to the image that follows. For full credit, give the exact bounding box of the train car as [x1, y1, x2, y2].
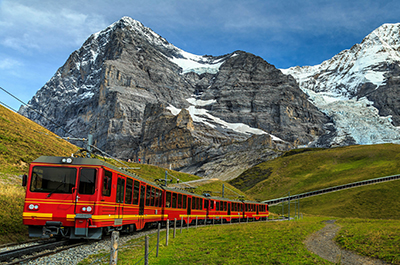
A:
[22, 155, 269, 240]
[22, 156, 165, 239]
[242, 200, 269, 221]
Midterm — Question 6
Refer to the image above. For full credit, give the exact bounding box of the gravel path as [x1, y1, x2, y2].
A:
[305, 220, 390, 265]
[21, 229, 158, 265]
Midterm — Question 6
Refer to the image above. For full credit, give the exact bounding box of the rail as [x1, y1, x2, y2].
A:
[262, 174, 400, 205]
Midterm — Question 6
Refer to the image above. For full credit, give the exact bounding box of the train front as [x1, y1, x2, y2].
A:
[22, 156, 102, 239]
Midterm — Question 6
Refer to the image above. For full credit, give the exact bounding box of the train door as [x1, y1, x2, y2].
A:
[74, 167, 97, 214]
[73, 167, 98, 237]
[138, 184, 146, 229]
[187, 197, 192, 216]
[115, 176, 125, 225]
[228, 202, 231, 216]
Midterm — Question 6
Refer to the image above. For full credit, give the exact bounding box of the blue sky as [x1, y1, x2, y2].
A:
[1, 0, 400, 111]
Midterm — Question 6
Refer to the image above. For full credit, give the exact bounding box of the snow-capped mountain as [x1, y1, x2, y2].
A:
[282, 23, 400, 146]
[19, 16, 329, 179]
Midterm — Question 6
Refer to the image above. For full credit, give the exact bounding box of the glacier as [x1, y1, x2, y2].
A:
[282, 23, 400, 146]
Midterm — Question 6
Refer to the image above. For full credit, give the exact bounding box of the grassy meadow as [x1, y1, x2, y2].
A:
[231, 144, 400, 201]
[79, 217, 332, 265]
[336, 218, 400, 264]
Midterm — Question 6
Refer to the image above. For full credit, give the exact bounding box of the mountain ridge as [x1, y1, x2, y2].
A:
[19, 17, 400, 178]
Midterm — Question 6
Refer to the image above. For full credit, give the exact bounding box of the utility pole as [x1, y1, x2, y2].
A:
[288, 191, 290, 221]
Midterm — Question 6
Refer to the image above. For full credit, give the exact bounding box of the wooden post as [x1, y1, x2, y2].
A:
[144, 235, 149, 265]
[166, 219, 169, 246]
[110, 231, 119, 265]
[180, 217, 183, 233]
[187, 216, 189, 230]
[156, 223, 160, 257]
[247, 217, 249, 223]
[173, 218, 177, 238]
[196, 216, 198, 229]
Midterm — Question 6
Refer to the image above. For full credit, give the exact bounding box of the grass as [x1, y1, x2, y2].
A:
[232, 144, 400, 201]
[79, 216, 333, 265]
[292, 180, 400, 219]
[336, 218, 400, 264]
[0, 174, 28, 244]
[0, 105, 79, 175]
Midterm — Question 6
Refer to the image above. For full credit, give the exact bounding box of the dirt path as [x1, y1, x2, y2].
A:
[305, 220, 389, 265]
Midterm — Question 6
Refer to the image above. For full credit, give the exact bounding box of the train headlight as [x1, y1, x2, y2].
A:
[82, 206, 93, 212]
[61, 157, 73, 164]
[28, 204, 39, 211]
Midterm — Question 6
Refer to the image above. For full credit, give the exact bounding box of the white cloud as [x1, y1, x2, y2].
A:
[0, 58, 23, 70]
[0, 1, 108, 53]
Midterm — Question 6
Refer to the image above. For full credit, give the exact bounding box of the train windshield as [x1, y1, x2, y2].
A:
[30, 166, 77, 194]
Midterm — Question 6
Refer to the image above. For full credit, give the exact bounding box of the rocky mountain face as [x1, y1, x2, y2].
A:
[19, 17, 331, 179]
[282, 23, 400, 146]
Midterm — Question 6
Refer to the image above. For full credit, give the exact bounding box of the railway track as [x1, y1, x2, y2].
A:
[263, 174, 400, 205]
[0, 239, 85, 264]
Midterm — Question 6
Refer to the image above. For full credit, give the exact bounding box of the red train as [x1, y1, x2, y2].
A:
[22, 156, 269, 239]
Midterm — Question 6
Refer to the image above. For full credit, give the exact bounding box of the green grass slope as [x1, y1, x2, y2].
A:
[230, 144, 400, 219]
[230, 144, 400, 201]
[0, 105, 79, 175]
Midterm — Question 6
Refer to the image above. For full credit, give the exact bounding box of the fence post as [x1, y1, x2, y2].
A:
[173, 218, 177, 238]
[180, 217, 183, 233]
[196, 216, 198, 229]
[110, 231, 119, 265]
[156, 223, 160, 258]
[144, 236, 149, 265]
[247, 217, 248, 223]
[166, 219, 169, 246]
[187, 216, 189, 230]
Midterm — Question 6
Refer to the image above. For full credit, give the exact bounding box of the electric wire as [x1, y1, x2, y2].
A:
[0, 86, 77, 138]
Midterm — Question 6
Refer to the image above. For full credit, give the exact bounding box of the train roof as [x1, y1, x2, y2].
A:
[32, 156, 151, 184]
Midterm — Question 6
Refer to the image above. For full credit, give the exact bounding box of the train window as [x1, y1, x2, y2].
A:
[216, 201, 220, 211]
[198, 199, 202, 210]
[154, 189, 159, 207]
[210, 200, 214, 209]
[132, 181, 140, 205]
[182, 195, 187, 209]
[204, 199, 209, 209]
[78, 168, 96, 195]
[166, 192, 171, 208]
[224, 202, 227, 211]
[178, 194, 182, 208]
[146, 185, 151, 206]
[151, 187, 156, 206]
[116, 178, 125, 203]
[192, 197, 196, 210]
[125, 178, 133, 204]
[172, 193, 177, 208]
[158, 189, 163, 207]
[102, 170, 112, 197]
[30, 166, 76, 194]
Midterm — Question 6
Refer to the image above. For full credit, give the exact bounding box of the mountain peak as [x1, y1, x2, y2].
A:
[362, 23, 400, 48]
